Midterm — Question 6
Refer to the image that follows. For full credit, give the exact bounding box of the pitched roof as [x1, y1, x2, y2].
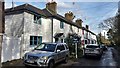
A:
[43, 9, 82, 28]
[5, 3, 96, 36]
[5, 4, 46, 16]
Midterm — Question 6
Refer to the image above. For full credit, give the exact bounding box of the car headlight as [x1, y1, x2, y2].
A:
[40, 56, 48, 60]
[38, 56, 48, 63]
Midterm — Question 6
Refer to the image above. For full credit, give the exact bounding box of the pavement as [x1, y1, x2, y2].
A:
[2, 47, 117, 68]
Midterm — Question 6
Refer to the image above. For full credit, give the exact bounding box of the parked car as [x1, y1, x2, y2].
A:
[23, 43, 69, 68]
[101, 44, 108, 51]
[84, 44, 103, 58]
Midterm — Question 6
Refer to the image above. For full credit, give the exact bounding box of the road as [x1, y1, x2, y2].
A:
[2, 47, 117, 68]
[57, 47, 117, 68]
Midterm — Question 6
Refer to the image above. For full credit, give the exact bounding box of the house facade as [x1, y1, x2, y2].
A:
[2, 2, 96, 62]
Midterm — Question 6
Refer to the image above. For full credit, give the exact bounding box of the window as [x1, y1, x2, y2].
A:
[56, 45, 65, 51]
[60, 21, 64, 29]
[61, 45, 65, 50]
[34, 15, 41, 25]
[65, 44, 69, 49]
[61, 39, 63, 43]
[85, 40, 88, 44]
[30, 36, 42, 46]
[35, 43, 56, 52]
[86, 45, 99, 48]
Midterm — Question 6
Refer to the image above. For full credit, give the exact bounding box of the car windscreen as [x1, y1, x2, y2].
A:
[86, 45, 99, 48]
[35, 44, 56, 52]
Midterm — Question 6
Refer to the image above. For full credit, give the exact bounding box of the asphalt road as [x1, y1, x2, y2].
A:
[2, 47, 117, 68]
[57, 47, 117, 68]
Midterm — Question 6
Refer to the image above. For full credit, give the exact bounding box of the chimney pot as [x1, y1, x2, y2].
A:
[76, 19, 83, 27]
[46, 2, 57, 14]
[65, 11, 74, 21]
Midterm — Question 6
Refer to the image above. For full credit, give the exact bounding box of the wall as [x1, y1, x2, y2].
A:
[64, 23, 71, 37]
[2, 13, 24, 62]
[53, 19, 64, 42]
[2, 36, 21, 62]
[72, 26, 78, 34]
[78, 28, 82, 36]
[23, 12, 52, 54]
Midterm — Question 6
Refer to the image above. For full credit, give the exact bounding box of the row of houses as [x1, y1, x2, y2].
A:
[1, 2, 97, 62]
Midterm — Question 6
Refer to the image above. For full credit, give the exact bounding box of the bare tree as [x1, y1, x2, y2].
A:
[100, 12, 120, 46]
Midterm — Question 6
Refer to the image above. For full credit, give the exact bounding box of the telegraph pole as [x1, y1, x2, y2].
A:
[0, 1, 4, 67]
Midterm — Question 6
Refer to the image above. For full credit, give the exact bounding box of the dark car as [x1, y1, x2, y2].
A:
[102, 44, 108, 51]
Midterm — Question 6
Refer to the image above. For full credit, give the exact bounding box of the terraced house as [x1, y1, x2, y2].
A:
[2, 2, 96, 62]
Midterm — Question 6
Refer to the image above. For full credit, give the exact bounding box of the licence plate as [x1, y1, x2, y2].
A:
[89, 50, 94, 51]
[27, 60, 34, 63]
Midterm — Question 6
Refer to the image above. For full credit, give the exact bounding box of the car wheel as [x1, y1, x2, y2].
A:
[64, 56, 68, 63]
[97, 55, 102, 59]
[24, 65, 30, 68]
[48, 61, 54, 68]
[84, 54, 87, 57]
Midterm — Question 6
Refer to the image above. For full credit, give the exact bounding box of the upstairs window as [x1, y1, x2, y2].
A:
[60, 21, 64, 29]
[30, 36, 42, 46]
[34, 15, 41, 25]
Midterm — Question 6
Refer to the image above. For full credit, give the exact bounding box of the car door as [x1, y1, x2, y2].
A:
[55, 45, 63, 62]
[60, 44, 66, 59]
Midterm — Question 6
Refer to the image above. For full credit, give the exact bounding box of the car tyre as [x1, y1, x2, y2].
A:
[97, 55, 102, 59]
[63, 56, 68, 63]
[25, 65, 30, 68]
[48, 61, 54, 68]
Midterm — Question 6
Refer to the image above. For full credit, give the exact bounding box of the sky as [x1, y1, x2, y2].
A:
[5, 0, 118, 36]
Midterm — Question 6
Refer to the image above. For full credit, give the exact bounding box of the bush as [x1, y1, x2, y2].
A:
[65, 34, 83, 58]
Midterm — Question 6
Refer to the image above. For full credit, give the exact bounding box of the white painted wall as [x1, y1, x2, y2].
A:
[2, 36, 21, 62]
[64, 23, 71, 37]
[2, 13, 24, 62]
[78, 29, 82, 36]
[23, 12, 52, 55]
[72, 26, 78, 34]
[53, 19, 64, 42]
[2, 11, 85, 63]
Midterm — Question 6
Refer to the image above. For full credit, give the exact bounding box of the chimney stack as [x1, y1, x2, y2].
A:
[46, 2, 57, 15]
[65, 11, 75, 21]
[76, 19, 83, 27]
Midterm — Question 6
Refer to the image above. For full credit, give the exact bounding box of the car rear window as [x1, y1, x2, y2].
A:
[86, 45, 99, 48]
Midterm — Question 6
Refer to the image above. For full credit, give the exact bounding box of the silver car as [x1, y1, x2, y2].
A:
[23, 43, 69, 68]
[84, 44, 103, 58]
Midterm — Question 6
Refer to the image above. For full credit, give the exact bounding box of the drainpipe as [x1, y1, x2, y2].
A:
[0, 1, 4, 67]
[51, 18, 53, 43]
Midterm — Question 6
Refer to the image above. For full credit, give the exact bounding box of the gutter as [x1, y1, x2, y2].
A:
[51, 18, 53, 43]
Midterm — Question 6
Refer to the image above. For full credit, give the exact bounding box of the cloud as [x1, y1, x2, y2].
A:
[4, 0, 120, 2]
[5, 2, 17, 9]
[57, 2, 73, 8]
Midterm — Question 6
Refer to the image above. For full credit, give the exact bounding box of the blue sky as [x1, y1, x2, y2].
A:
[5, 1, 118, 35]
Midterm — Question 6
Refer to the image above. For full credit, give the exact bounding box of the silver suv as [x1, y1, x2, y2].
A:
[84, 44, 103, 58]
[23, 43, 69, 68]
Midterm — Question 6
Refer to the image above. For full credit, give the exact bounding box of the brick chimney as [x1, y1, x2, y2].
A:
[65, 11, 75, 21]
[46, 2, 57, 15]
[76, 19, 83, 27]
